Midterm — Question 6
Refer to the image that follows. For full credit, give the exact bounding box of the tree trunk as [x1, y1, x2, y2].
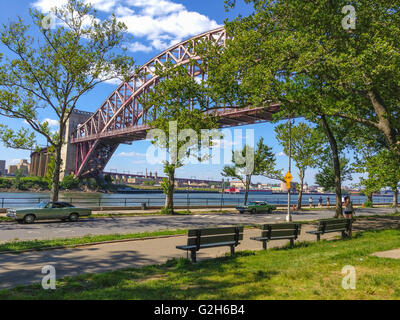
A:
[297, 168, 305, 210]
[320, 115, 343, 218]
[164, 168, 175, 213]
[244, 175, 251, 205]
[367, 193, 373, 207]
[368, 90, 400, 157]
[393, 187, 398, 208]
[50, 144, 62, 202]
[50, 119, 67, 203]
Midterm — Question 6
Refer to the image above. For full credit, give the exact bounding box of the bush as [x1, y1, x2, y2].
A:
[0, 178, 12, 189]
[9, 176, 50, 190]
[363, 199, 373, 208]
[160, 207, 174, 215]
[60, 175, 80, 190]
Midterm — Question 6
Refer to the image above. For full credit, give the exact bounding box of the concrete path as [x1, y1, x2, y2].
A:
[0, 225, 321, 289]
[0, 207, 396, 242]
[371, 249, 400, 259]
[0, 215, 399, 289]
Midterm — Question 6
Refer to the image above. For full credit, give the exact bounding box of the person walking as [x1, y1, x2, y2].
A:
[326, 197, 330, 207]
[318, 196, 323, 208]
[309, 196, 313, 208]
[343, 196, 354, 219]
[343, 196, 354, 237]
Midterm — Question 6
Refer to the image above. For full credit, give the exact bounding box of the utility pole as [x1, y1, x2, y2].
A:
[286, 117, 293, 222]
[221, 178, 225, 209]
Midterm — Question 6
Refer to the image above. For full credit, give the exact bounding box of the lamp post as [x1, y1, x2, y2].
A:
[221, 178, 225, 209]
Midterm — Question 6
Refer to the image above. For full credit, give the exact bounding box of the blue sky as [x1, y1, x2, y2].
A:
[0, 0, 362, 186]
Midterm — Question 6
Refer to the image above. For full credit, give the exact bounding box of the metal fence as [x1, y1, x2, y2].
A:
[0, 195, 395, 209]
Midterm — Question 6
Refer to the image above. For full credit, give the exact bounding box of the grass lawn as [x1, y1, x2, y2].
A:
[0, 229, 187, 253]
[1, 229, 400, 299]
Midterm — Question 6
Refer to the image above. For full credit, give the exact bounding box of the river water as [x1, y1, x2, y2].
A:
[0, 191, 395, 208]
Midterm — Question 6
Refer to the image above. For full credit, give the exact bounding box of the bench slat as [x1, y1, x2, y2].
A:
[177, 241, 237, 250]
[261, 229, 299, 238]
[261, 223, 301, 230]
[187, 233, 243, 246]
[188, 226, 244, 237]
[322, 224, 347, 232]
[251, 236, 297, 241]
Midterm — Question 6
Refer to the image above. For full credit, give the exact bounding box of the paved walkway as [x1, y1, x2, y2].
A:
[371, 249, 400, 259]
[0, 207, 395, 242]
[0, 215, 399, 289]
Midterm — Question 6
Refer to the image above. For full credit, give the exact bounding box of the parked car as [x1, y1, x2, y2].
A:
[236, 201, 277, 214]
[6, 201, 92, 224]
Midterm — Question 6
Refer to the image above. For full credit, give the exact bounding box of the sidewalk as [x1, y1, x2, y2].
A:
[0, 216, 399, 289]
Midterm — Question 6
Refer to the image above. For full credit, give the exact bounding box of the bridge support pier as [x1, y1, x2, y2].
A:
[60, 110, 93, 180]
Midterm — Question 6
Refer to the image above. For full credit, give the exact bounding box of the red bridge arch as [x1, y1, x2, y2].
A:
[70, 27, 278, 178]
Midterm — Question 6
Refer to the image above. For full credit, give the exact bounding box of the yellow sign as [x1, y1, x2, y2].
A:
[286, 182, 291, 189]
[284, 171, 293, 183]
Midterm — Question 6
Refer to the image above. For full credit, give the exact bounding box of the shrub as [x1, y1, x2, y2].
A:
[23, 177, 50, 189]
[363, 199, 373, 208]
[60, 175, 80, 190]
[0, 178, 12, 189]
[160, 207, 174, 215]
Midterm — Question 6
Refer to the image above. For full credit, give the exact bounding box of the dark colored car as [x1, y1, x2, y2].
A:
[236, 201, 277, 214]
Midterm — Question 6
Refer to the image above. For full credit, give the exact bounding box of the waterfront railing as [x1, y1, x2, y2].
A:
[0, 195, 395, 209]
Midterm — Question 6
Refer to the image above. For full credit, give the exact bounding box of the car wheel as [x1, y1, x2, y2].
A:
[239, 211, 244, 214]
[69, 213, 79, 222]
[23, 214, 36, 224]
[251, 209, 256, 214]
[267, 208, 272, 214]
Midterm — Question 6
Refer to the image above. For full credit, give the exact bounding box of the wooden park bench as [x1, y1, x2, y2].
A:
[176, 226, 244, 262]
[306, 218, 352, 241]
[250, 223, 302, 250]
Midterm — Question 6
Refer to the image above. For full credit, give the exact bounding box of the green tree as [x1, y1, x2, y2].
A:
[0, 0, 133, 202]
[221, 0, 400, 157]
[358, 150, 400, 207]
[315, 157, 353, 194]
[222, 137, 282, 205]
[198, 0, 400, 216]
[275, 122, 324, 209]
[143, 63, 219, 214]
[12, 168, 24, 189]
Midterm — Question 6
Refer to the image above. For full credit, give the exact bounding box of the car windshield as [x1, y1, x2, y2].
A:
[248, 202, 257, 206]
[37, 202, 50, 208]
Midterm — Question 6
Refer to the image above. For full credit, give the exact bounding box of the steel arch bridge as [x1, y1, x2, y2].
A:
[70, 27, 279, 178]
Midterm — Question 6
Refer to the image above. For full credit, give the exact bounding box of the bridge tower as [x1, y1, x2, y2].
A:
[60, 109, 93, 180]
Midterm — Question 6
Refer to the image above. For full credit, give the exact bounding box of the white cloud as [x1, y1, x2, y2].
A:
[276, 152, 286, 157]
[32, 0, 118, 12]
[31, 0, 221, 53]
[128, 41, 153, 53]
[117, 151, 146, 157]
[42, 118, 59, 128]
